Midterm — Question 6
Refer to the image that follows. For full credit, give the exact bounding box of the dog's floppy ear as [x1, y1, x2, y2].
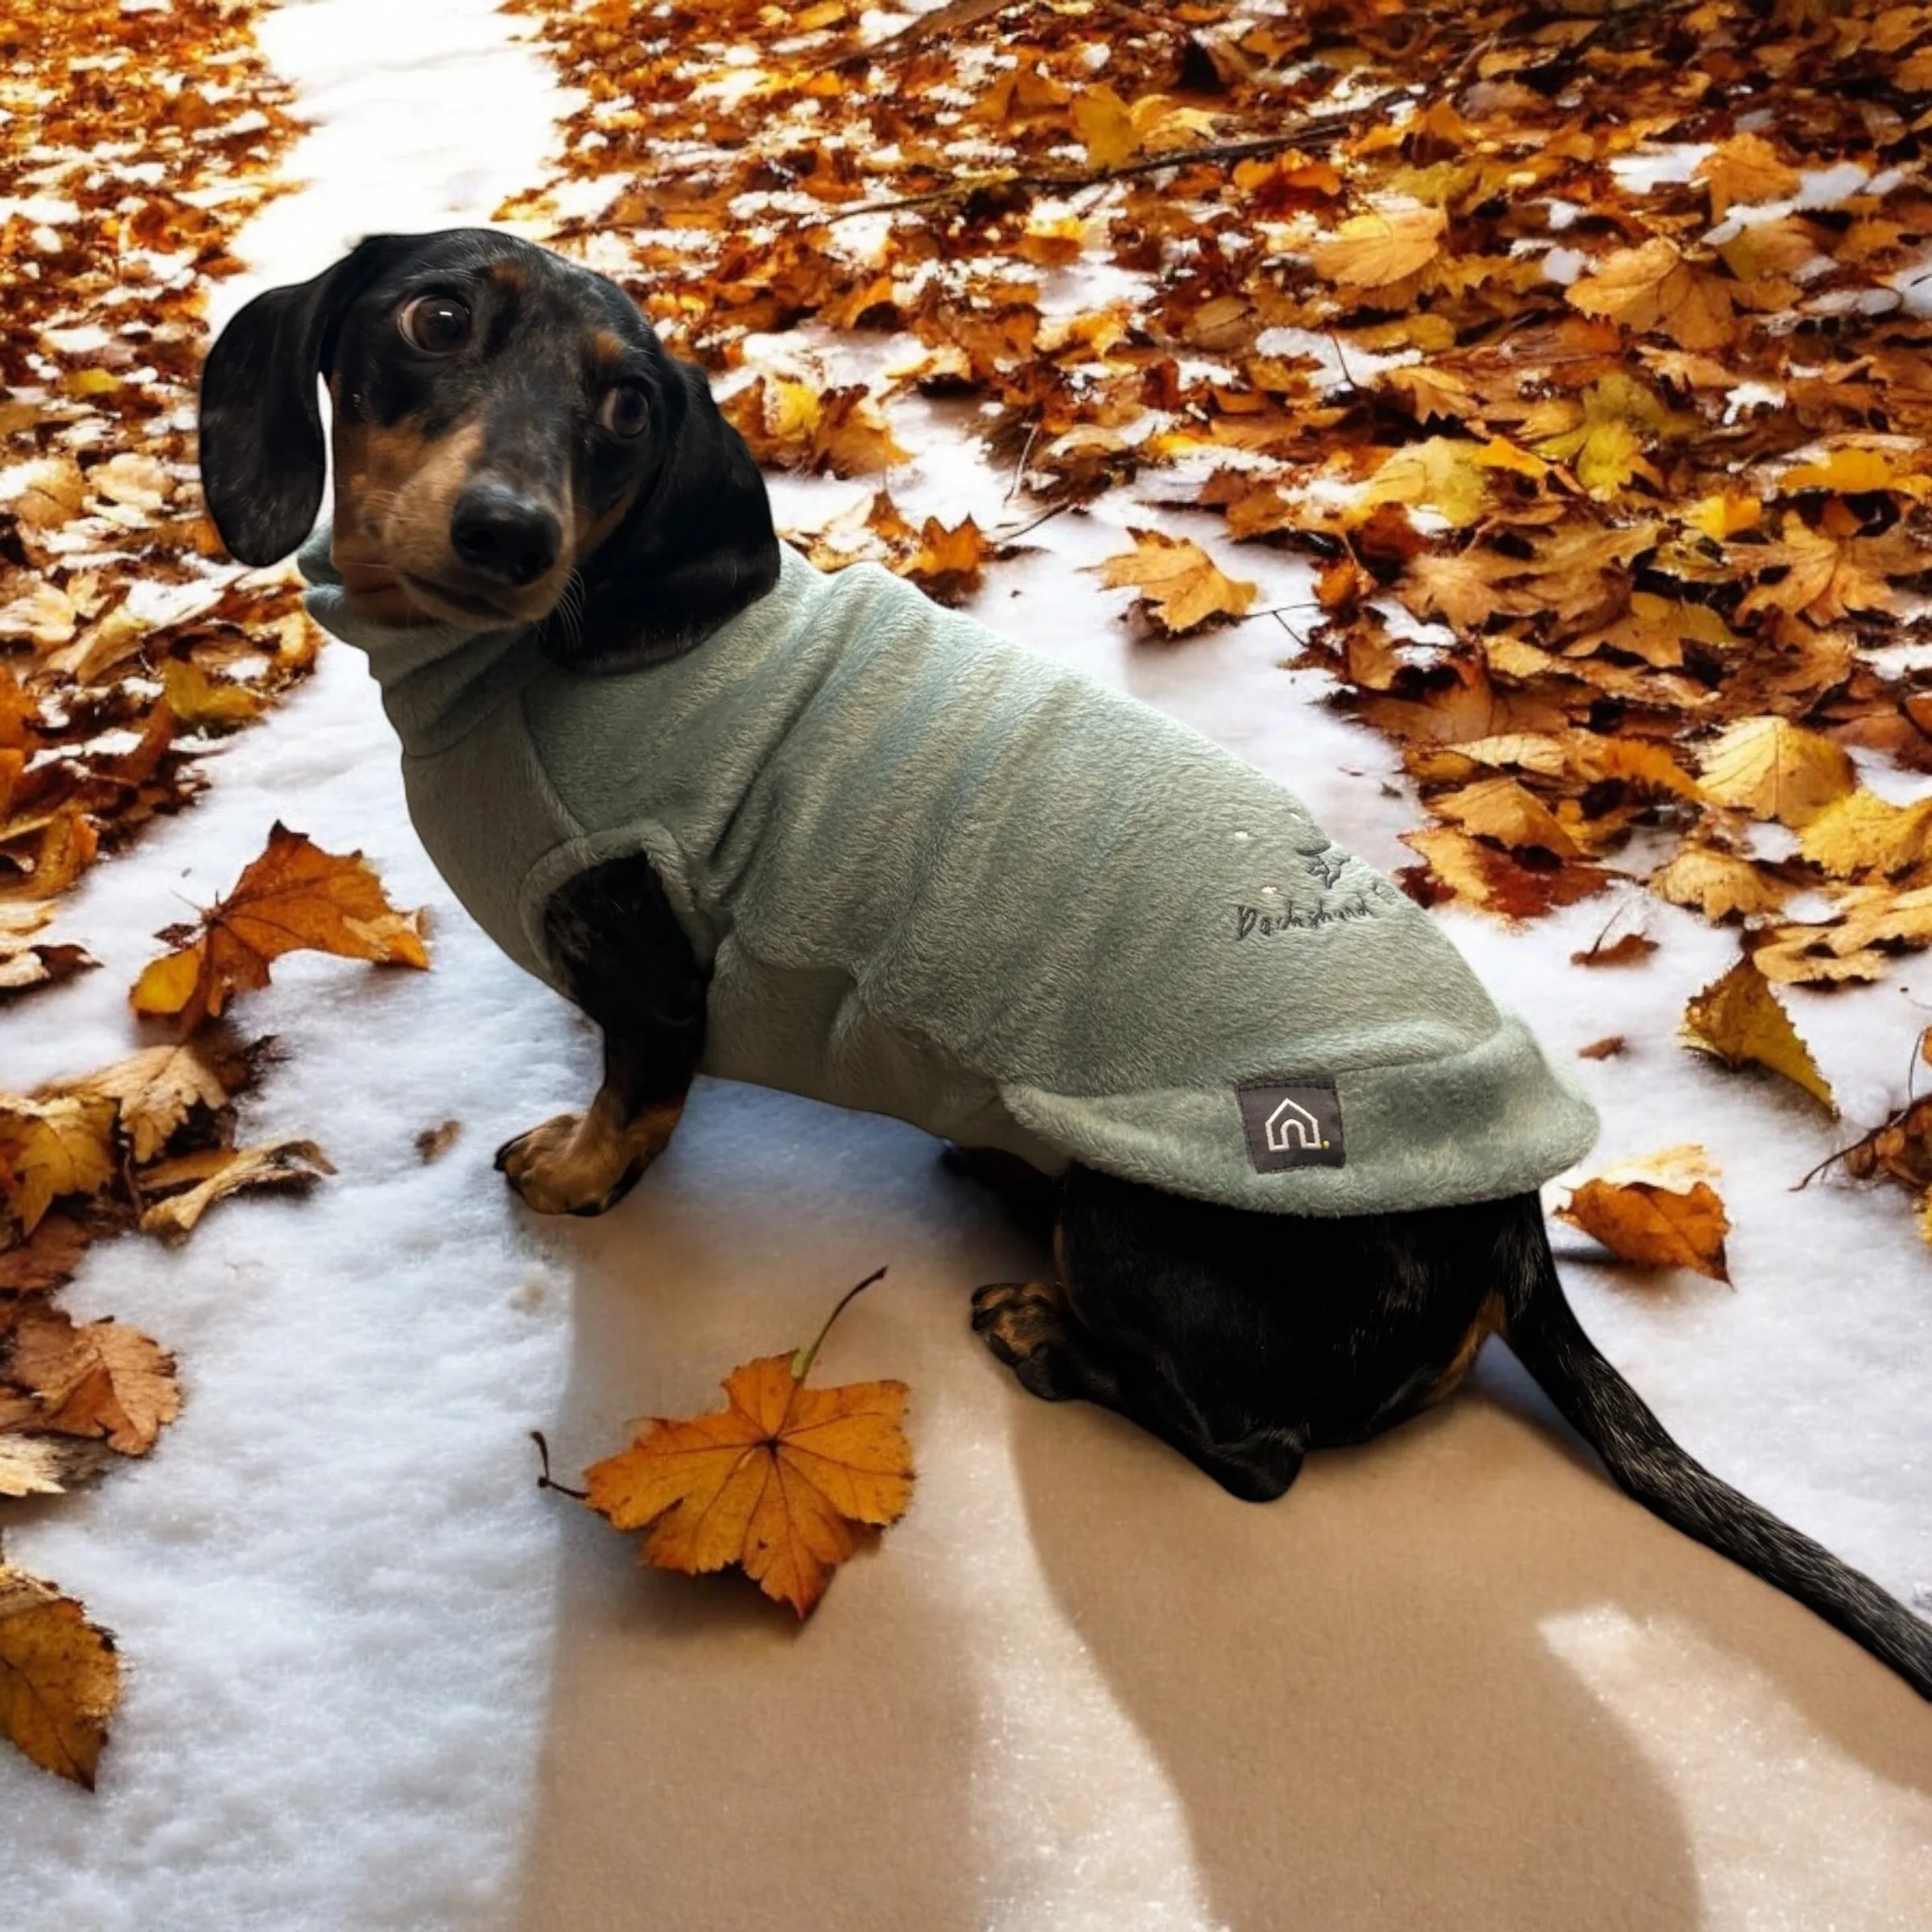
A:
[197, 234, 413, 566]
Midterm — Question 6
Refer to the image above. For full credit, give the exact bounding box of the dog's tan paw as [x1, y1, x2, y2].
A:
[970, 1279, 1069, 1368]
[494, 1097, 680, 1216]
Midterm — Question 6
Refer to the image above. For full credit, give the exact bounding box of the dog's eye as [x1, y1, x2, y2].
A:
[398, 295, 472, 354]
[599, 384, 649, 439]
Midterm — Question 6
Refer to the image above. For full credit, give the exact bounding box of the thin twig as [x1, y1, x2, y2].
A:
[530, 1429, 589, 1499]
[799, 97, 1406, 229]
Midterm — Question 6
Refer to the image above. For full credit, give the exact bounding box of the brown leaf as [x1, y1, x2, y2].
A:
[1680, 957, 1835, 1113]
[2, 1309, 181, 1455]
[1566, 238, 1735, 353]
[1696, 133, 1799, 217]
[1579, 1035, 1626, 1059]
[0, 1567, 118, 1787]
[138, 1139, 335, 1241]
[1557, 1146, 1731, 1282]
[1571, 931, 1657, 968]
[0, 1216, 91, 1301]
[1399, 826, 1610, 919]
[130, 824, 429, 1033]
[416, 1120, 461, 1163]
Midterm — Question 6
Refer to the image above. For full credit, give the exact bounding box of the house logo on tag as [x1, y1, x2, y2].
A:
[1237, 1079, 1344, 1172]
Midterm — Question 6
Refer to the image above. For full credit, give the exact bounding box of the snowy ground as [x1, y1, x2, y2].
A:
[5, 4, 1930, 1928]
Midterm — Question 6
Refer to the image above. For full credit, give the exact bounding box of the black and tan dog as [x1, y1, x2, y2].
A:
[200, 229, 1930, 1700]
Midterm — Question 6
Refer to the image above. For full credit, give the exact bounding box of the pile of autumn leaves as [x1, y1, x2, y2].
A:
[1, 828, 430, 1785]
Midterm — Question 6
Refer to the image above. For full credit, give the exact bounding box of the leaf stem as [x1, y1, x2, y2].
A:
[529, 1429, 588, 1499]
[790, 1266, 888, 1381]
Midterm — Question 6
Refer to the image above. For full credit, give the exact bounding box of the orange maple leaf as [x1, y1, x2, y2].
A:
[130, 823, 428, 1033]
[584, 1270, 912, 1617]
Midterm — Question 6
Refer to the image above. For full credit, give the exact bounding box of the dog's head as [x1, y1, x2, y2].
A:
[198, 229, 778, 663]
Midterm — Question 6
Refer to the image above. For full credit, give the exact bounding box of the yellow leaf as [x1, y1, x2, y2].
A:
[1796, 789, 1932, 881]
[1684, 492, 1763, 539]
[72, 1036, 257, 1163]
[161, 660, 266, 729]
[0, 1092, 116, 1235]
[1071, 84, 1136, 168]
[1695, 715, 1856, 827]
[1430, 776, 1581, 857]
[1095, 529, 1257, 636]
[1780, 446, 1930, 500]
[1648, 843, 1789, 921]
[1680, 957, 1835, 1113]
[137, 1139, 336, 1241]
[1358, 437, 1542, 530]
[0, 1568, 118, 1788]
[1557, 1145, 1731, 1282]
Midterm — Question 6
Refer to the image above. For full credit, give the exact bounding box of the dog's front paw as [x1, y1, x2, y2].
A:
[494, 1110, 643, 1217]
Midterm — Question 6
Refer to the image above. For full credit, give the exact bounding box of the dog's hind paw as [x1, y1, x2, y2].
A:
[971, 1280, 1084, 1399]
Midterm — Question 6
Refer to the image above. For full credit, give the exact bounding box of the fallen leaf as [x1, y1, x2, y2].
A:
[584, 1270, 910, 1617]
[73, 1035, 258, 1163]
[1557, 1145, 1732, 1282]
[1648, 843, 1789, 920]
[1566, 237, 1736, 353]
[0, 1216, 91, 1300]
[2, 1309, 181, 1455]
[1680, 957, 1835, 1113]
[161, 660, 266, 729]
[137, 1139, 336, 1241]
[130, 824, 429, 1033]
[0, 1568, 118, 1787]
[1432, 775, 1582, 858]
[1095, 530, 1257, 635]
[0, 1092, 117, 1236]
[1571, 931, 1657, 968]
[0, 1435, 101, 1499]
[1696, 132, 1799, 217]
[1795, 789, 1932, 881]
[416, 1120, 461, 1163]
[1840, 1094, 1932, 1193]
[1399, 825, 1609, 918]
[1696, 715, 1856, 828]
[1309, 204, 1446, 289]
[1579, 1035, 1626, 1059]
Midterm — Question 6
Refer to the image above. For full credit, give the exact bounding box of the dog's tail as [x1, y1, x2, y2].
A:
[1500, 1217, 1932, 1700]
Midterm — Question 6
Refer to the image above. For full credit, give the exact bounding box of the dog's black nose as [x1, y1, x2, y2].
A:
[448, 485, 562, 587]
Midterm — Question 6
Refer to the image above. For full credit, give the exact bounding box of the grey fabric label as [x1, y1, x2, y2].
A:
[1237, 1080, 1345, 1172]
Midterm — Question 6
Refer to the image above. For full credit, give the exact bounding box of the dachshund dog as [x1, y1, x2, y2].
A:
[199, 229, 1931, 1700]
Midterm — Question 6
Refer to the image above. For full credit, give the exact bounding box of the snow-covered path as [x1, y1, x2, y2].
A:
[6, 4, 1930, 1928]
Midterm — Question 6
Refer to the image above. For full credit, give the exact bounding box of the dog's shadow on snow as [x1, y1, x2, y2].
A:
[509, 1082, 1931, 1932]
[1003, 1330, 1932, 1932]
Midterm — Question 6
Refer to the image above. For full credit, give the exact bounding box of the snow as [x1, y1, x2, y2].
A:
[6, 3, 1931, 1927]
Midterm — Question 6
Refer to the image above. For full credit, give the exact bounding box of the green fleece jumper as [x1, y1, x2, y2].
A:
[298, 528, 1596, 1216]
